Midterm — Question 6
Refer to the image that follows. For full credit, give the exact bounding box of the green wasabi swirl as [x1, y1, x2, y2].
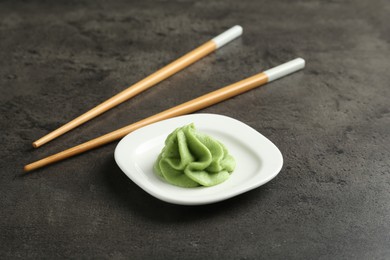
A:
[154, 123, 236, 188]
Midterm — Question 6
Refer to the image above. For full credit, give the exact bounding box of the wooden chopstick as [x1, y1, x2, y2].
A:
[32, 25, 243, 148]
[24, 58, 305, 172]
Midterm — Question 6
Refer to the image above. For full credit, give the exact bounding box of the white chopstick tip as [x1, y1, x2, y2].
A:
[264, 58, 305, 82]
[212, 25, 243, 49]
[294, 57, 305, 69]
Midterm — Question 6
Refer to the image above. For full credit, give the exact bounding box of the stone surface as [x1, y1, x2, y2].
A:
[1, 0, 389, 259]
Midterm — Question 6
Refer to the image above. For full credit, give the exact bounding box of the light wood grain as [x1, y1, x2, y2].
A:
[24, 72, 269, 172]
[32, 41, 217, 148]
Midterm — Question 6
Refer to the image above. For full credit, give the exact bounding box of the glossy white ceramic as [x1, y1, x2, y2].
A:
[115, 114, 283, 205]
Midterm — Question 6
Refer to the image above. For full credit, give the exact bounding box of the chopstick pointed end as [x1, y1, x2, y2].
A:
[23, 165, 32, 173]
[23, 161, 41, 173]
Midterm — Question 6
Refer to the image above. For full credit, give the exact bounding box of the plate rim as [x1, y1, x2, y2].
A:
[114, 113, 283, 205]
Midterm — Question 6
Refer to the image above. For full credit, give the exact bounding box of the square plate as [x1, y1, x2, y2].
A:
[114, 114, 283, 205]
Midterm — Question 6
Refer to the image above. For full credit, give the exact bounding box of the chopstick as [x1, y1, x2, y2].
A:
[32, 25, 243, 148]
[24, 58, 305, 172]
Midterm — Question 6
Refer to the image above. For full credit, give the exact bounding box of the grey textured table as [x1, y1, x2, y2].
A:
[1, 0, 389, 259]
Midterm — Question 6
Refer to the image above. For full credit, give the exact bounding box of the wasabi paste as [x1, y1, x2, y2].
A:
[154, 123, 236, 188]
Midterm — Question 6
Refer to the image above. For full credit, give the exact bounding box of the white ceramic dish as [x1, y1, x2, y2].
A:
[114, 114, 283, 205]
